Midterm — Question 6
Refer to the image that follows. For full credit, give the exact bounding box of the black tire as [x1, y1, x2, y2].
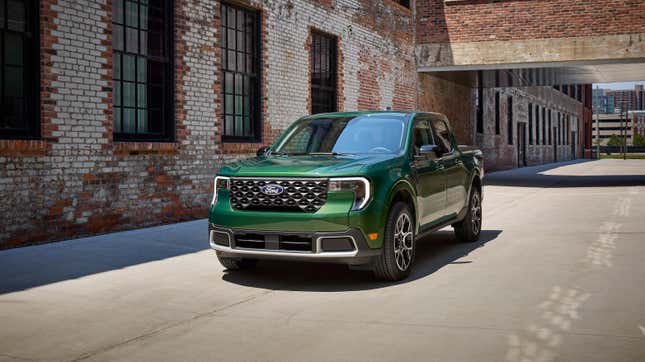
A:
[373, 202, 416, 281]
[217, 253, 258, 270]
[453, 187, 482, 243]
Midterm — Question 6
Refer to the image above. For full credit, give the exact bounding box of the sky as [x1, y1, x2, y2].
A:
[593, 81, 645, 90]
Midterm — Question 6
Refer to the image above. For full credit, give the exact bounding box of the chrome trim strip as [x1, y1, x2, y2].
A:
[212, 244, 358, 258]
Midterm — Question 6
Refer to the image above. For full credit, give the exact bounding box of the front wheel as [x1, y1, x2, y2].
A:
[453, 188, 482, 243]
[373, 202, 416, 281]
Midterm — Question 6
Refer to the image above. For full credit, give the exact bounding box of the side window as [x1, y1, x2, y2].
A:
[412, 119, 432, 153]
[430, 119, 453, 155]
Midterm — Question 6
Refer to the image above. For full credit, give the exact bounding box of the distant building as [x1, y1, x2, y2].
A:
[631, 111, 645, 140]
[605, 85, 645, 113]
[593, 89, 616, 114]
[592, 114, 633, 146]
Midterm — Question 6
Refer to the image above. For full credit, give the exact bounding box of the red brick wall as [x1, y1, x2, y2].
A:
[0, 0, 418, 248]
[418, 74, 474, 144]
[417, 0, 645, 44]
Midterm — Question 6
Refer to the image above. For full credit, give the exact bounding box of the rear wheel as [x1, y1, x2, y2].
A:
[373, 202, 415, 281]
[217, 253, 258, 270]
[454, 188, 482, 243]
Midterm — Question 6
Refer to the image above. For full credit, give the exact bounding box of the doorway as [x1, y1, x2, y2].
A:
[571, 131, 576, 160]
[553, 127, 558, 162]
[517, 123, 527, 167]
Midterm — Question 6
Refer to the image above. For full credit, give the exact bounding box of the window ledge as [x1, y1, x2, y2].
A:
[0, 139, 49, 157]
[114, 141, 180, 155]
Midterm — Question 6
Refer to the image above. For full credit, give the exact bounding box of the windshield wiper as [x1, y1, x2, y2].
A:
[308, 152, 352, 156]
[273, 151, 351, 156]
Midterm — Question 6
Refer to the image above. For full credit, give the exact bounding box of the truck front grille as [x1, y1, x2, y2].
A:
[230, 178, 328, 213]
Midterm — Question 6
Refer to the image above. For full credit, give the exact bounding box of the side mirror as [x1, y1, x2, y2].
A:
[419, 144, 441, 158]
[256, 146, 270, 157]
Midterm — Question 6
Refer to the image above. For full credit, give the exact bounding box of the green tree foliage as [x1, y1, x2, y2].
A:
[633, 134, 645, 146]
[607, 134, 624, 147]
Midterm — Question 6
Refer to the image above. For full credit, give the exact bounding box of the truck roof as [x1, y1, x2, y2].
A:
[304, 111, 445, 120]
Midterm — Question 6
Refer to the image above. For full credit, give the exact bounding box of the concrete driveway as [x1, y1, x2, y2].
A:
[1, 159, 644, 361]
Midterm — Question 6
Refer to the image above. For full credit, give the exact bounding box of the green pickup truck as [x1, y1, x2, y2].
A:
[209, 111, 484, 281]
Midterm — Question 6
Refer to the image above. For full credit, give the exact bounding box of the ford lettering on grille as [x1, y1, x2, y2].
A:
[261, 184, 284, 196]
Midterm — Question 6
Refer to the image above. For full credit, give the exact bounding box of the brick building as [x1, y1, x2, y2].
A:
[0, 0, 618, 247]
[605, 85, 645, 114]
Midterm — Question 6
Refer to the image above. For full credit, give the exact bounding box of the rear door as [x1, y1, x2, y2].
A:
[410, 118, 446, 227]
[430, 118, 469, 218]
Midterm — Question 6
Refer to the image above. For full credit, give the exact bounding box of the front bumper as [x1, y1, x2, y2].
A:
[209, 224, 381, 265]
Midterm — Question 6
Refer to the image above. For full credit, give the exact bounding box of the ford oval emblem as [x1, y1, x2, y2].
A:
[261, 184, 284, 196]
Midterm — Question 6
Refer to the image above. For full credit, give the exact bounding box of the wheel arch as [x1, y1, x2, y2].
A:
[470, 173, 482, 198]
[386, 179, 418, 232]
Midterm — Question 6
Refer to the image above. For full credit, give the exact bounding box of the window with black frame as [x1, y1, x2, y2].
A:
[311, 31, 337, 115]
[507, 96, 513, 145]
[1, 0, 39, 139]
[112, 0, 173, 141]
[548, 110, 552, 144]
[221, 3, 260, 142]
[494, 92, 500, 135]
[528, 103, 533, 145]
[394, 0, 410, 8]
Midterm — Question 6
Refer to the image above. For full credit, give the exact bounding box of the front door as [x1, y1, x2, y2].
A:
[517, 123, 527, 167]
[431, 118, 468, 218]
[571, 131, 576, 159]
[410, 118, 446, 227]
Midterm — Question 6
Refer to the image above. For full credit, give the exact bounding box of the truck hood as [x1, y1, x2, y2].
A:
[218, 154, 397, 178]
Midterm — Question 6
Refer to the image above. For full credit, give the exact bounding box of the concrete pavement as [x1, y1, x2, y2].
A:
[1, 159, 644, 361]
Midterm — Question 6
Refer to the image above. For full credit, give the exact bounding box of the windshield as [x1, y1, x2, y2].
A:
[275, 116, 406, 155]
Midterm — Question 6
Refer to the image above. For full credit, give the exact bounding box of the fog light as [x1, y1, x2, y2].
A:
[210, 230, 230, 246]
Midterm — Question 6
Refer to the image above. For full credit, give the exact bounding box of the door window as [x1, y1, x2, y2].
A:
[430, 119, 453, 155]
[412, 119, 433, 153]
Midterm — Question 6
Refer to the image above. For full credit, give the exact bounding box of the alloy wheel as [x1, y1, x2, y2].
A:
[394, 213, 414, 271]
[471, 192, 482, 235]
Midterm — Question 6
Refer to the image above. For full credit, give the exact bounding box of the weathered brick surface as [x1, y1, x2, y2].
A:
[0, 0, 416, 248]
[417, 0, 645, 44]
[418, 74, 474, 144]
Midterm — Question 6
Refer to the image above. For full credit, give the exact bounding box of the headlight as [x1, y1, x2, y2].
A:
[328, 177, 371, 211]
[211, 176, 230, 206]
